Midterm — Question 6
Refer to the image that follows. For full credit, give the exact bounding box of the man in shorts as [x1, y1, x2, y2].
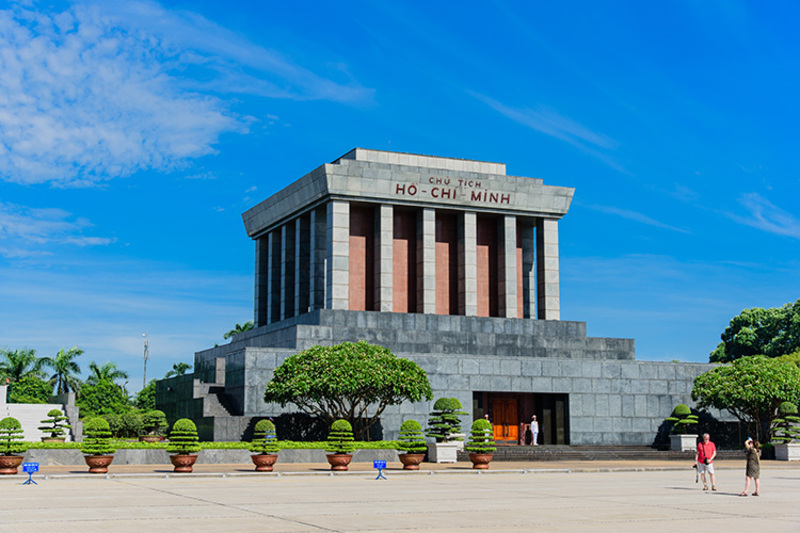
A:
[695, 433, 717, 491]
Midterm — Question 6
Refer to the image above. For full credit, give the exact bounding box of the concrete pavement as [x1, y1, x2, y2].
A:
[2, 461, 800, 532]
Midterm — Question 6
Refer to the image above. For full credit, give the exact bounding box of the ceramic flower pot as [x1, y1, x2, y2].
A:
[251, 453, 279, 472]
[468, 453, 494, 470]
[84, 454, 114, 474]
[169, 454, 198, 473]
[398, 452, 425, 470]
[0, 455, 23, 475]
[326, 453, 353, 471]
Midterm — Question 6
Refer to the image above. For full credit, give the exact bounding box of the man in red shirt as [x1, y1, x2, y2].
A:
[695, 433, 717, 491]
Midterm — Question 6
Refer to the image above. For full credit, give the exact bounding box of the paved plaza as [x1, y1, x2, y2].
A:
[2, 462, 799, 532]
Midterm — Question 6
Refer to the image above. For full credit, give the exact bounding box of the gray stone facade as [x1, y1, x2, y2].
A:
[156, 149, 715, 445]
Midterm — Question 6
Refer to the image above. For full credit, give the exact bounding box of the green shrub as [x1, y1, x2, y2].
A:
[664, 404, 699, 434]
[325, 419, 355, 454]
[81, 417, 116, 456]
[0, 417, 25, 455]
[166, 418, 201, 455]
[249, 419, 279, 454]
[142, 410, 168, 436]
[103, 410, 144, 439]
[397, 419, 427, 453]
[465, 419, 496, 454]
[38, 409, 70, 439]
[426, 397, 467, 442]
[9, 375, 52, 404]
[773, 402, 800, 444]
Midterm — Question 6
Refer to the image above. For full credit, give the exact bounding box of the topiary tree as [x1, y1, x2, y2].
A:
[772, 401, 800, 444]
[249, 419, 279, 455]
[426, 397, 468, 442]
[465, 419, 496, 454]
[325, 419, 355, 455]
[142, 410, 168, 437]
[81, 417, 116, 456]
[664, 404, 699, 434]
[0, 417, 25, 456]
[692, 355, 800, 442]
[38, 409, 70, 439]
[166, 418, 201, 455]
[264, 341, 432, 438]
[396, 419, 426, 454]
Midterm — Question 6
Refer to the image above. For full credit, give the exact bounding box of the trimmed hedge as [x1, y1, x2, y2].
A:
[38, 409, 70, 439]
[249, 419, 279, 454]
[81, 417, 116, 456]
[465, 418, 496, 454]
[397, 419, 426, 453]
[166, 418, 201, 455]
[0, 417, 25, 455]
[325, 419, 355, 454]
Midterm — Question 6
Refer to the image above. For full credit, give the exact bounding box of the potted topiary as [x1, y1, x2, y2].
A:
[396, 419, 426, 470]
[325, 419, 355, 471]
[81, 417, 116, 473]
[773, 401, 800, 461]
[0, 417, 25, 475]
[665, 404, 699, 451]
[166, 418, 201, 472]
[425, 397, 467, 463]
[140, 410, 168, 442]
[465, 418, 496, 469]
[249, 419, 280, 471]
[38, 409, 71, 443]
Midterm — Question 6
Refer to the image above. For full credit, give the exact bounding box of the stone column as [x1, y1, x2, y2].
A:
[375, 204, 393, 312]
[499, 215, 518, 318]
[267, 229, 281, 324]
[326, 200, 350, 310]
[309, 207, 327, 310]
[280, 223, 296, 320]
[536, 218, 560, 320]
[295, 216, 310, 315]
[520, 220, 536, 319]
[254, 236, 269, 327]
[458, 211, 478, 316]
[417, 207, 436, 314]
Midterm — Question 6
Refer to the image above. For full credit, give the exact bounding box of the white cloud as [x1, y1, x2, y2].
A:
[729, 193, 800, 239]
[584, 203, 690, 233]
[469, 91, 625, 172]
[0, 1, 372, 187]
[0, 202, 114, 257]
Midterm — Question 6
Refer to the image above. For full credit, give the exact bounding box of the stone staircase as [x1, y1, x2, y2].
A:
[458, 445, 744, 462]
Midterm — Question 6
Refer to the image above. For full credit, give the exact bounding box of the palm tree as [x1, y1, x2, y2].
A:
[0, 348, 47, 382]
[165, 362, 193, 378]
[46, 347, 83, 395]
[224, 321, 254, 340]
[86, 361, 129, 386]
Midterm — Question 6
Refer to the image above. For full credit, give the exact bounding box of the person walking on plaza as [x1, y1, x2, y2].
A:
[739, 437, 761, 496]
[531, 415, 539, 446]
[695, 433, 717, 491]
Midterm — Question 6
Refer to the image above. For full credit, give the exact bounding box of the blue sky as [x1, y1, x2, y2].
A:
[1, 0, 798, 391]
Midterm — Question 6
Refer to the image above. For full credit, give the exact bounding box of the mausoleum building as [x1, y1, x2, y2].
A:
[157, 149, 713, 445]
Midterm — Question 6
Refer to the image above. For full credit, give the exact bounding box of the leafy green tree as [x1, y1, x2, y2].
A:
[77, 379, 130, 416]
[224, 321, 254, 340]
[710, 299, 800, 362]
[264, 341, 432, 438]
[692, 355, 800, 442]
[45, 347, 83, 395]
[165, 362, 192, 378]
[134, 379, 157, 411]
[777, 349, 800, 369]
[86, 361, 129, 386]
[8, 375, 52, 403]
[0, 348, 47, 382]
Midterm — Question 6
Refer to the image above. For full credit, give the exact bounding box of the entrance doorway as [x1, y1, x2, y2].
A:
[473, 392, 569, 445]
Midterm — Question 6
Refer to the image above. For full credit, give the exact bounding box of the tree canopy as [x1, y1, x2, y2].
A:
[224, 321, 254, 340]
[86, 361, 129, 386]
[165, 362, 192, 378]
[0, 348, 47, 382]
[264, 341, 432, 437]
[692, 355, 800, 442]
[710, 299, 800, 362]
[77, 379, 131, 416]
[46, 347, 83, 395]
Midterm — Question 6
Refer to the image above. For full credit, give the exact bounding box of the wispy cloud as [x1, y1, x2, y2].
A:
[584, 203, 690, 233]
[727, 193, 800, 239]
[469, 91, 625, 172]
[0, 202, 114, 258]
[0, 1, 372, 187]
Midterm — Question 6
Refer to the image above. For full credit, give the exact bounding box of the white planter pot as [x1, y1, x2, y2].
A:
[670, 434, 698, 452]
[427, 442, 458, 463]
[774, 443, 800, 461]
